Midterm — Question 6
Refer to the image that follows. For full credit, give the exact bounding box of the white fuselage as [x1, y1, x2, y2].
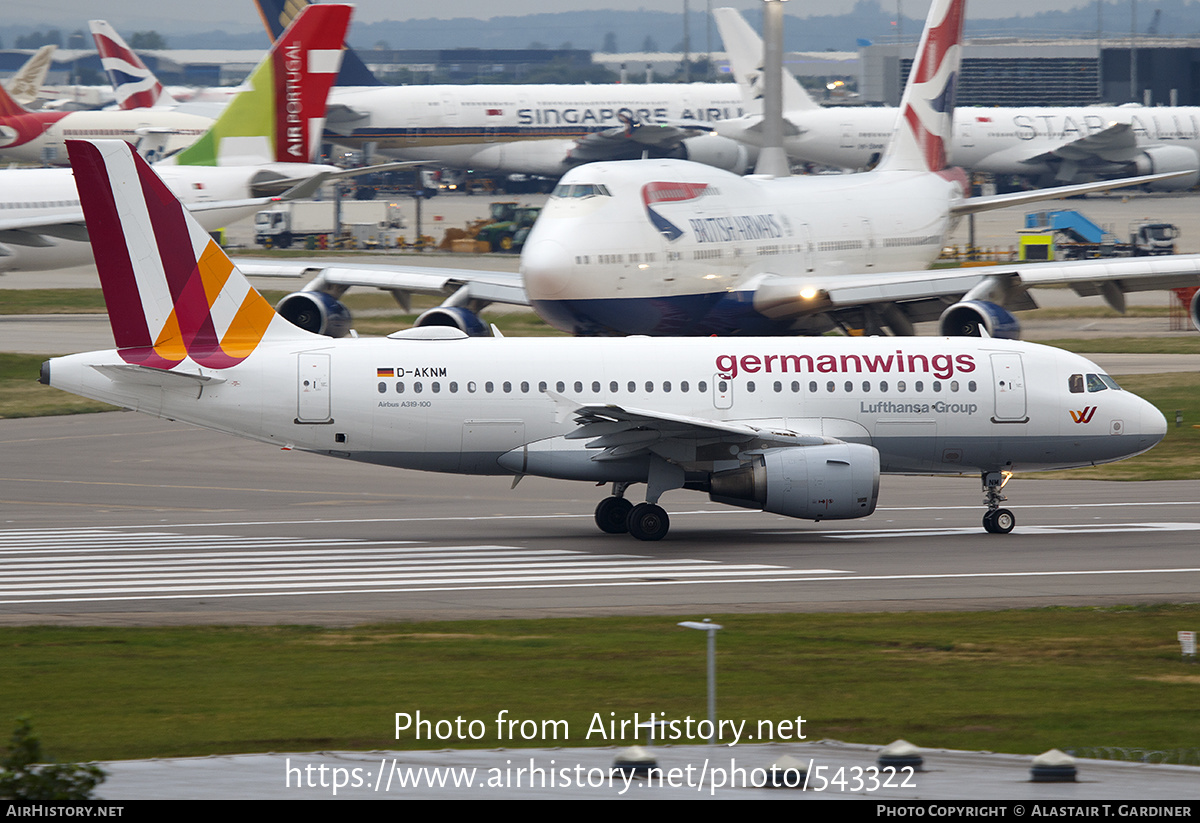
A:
[714, 105, 1200, 187]
[326, 83, 751, 176]
[45, 335, 1165, 483]
[0, 108, 213, 166]
[0, 164, 327, 272]
[520, 158, 960, 335]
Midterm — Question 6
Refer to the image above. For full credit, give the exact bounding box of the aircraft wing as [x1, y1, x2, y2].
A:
[1021, 122, 1140, 165]
[952, 170, 1191, 216]
[567, 116, 714, 163]
[749, 254, 1200, 331]
[234, 261, 528, 308]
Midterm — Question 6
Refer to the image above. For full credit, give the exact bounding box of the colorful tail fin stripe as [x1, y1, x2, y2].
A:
[0, 82, 66, 148]
[89, 20, 175, 111]
[255, 0, 383, 86]
[68, 139, 309, 370]
[173, 4, 350, 166]
[877, 0, 965, 173]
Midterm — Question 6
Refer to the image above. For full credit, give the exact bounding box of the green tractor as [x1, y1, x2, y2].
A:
[476, 202, 542, 252]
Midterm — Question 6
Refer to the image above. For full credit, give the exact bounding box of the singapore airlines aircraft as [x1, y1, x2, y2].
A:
[0, 5, 361, 274]
[43, 139, 1168, 539]
[711, 7, 1200, 190]
[256, 0, 1200, 342]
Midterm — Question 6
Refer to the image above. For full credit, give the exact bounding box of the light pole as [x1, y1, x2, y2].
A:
[678, 618, 723, 744]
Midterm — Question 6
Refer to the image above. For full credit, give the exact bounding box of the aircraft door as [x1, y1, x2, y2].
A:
[990, 352, 1028, 423]
[713, 375, 733, 409]
[297, 352, 332, 423]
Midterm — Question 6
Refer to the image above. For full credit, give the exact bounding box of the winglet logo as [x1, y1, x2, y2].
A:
[642, 181, 711, 241]
[1069, 407, 1098, 424]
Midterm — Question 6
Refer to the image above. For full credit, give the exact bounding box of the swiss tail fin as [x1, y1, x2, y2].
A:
[67, 139, 312, 370]
[6, 44, 56, 106]
[876, 0, 965, 173]
[172, 4, 350, 166]
[89, 20, 176, 111]
[255, 0, 382, 86]
[713, 7, 818, 113]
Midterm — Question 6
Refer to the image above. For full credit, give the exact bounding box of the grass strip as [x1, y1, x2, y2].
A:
[2, 606, 1198, 763]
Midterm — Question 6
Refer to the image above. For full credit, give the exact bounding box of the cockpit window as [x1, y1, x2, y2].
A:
[1098, 374, 1122, 391]
[1085, 373, 1121, 392]
[551, 183, 612, 199]
[1069, 374, 1084, 393]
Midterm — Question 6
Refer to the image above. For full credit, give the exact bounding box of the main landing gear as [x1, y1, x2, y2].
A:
[981, 471, 1015, 534]
[594, 482, 671, 541]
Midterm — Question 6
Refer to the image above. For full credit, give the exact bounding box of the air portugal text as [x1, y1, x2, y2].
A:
[715, 351, 978, 381]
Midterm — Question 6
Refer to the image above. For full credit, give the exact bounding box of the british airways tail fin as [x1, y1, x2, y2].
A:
[713, 7, 818, 113]
[256, 0, 382, 86]
[876, 0, 965, 173]
[171, 3, 350, 166]
[67, 139, 313, 370]
[89, 20, 176, 111]
[5, 44, 56, 106]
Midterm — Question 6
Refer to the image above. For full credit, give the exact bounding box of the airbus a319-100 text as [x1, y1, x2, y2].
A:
[41, 139, 1167, 540]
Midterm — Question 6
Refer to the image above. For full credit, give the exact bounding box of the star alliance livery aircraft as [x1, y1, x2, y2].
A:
[42, 139, 1167, 539]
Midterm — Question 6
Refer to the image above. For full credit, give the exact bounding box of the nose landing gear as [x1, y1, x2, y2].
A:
[982, 471, 1015, 534]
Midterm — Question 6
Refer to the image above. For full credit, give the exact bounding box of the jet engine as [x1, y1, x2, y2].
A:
[680, 134, 754, 175]
[708, 443, 879, 520]
[1190, 288, 1200, 332]
[1131, 146, 1200, 191]
[938, 300, 1021, 339]
[413, 306, 488, 337]
[274, 291, 352, 338]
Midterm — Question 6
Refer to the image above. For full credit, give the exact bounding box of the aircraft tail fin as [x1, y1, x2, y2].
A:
[714, 7, 818, 113]
[172, 4, 350, 166]
[6, 44, 56, 106]
[256, 0, 383, 86]
[67, 139, 313, 371]
[89, 20, 176, 110]
[0, 78, 31, 118]
[876, 0, 965, 173]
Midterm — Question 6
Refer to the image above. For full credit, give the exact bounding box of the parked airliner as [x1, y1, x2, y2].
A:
[43, 139, 1168, 539]
[711, 7, 1200, 190]
[0, 5, 355, 274]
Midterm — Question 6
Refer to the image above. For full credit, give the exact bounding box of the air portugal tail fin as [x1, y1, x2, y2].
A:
[876, 0, 966, 173]
[172, 4, 350, 166]
[89, 20, 176, 111]
[67, 140, 312, 370]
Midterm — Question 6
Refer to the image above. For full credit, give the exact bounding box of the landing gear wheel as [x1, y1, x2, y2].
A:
[627, 503, 670, 541]
[594, 496, 633, 534]
[983, 509, 1015, 534]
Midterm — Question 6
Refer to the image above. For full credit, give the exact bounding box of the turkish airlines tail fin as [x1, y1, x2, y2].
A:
[89, 20, 176, 110]
[171, 3, 350, 166]
[713, 7, 818, 113]
[256, 0, 382, 86]
[876, 0, 965, 173]
[67, 139, 313, 371]
[5, 45, 56, 106]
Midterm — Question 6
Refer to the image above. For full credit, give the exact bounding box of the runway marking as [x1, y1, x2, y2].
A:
[0, 528, 846, 605]
[809, 522, 1200, 539]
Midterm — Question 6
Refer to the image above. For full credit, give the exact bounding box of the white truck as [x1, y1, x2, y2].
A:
[253, 201, 405, 248]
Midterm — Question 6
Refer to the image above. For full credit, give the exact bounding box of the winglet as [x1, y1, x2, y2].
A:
[876, 0, 966, 173]
[172, 4, 351, 166]
[89, 21, 176, 110]
[68, 139, 312, 370]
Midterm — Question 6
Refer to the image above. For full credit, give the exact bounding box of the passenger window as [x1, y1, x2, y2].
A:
[844, 381, 852, 392]
[915, 381, 924, 392]
[681, 381, 690, 392]
[377, 382, 386, 394]
[933, 381, 942, 392]
[521, 381, 529, 393]
[468, 381, 477, 393]
[792, 381, 800, 393]
[539, 381, 547, 392]
[862, 381, 870, 392]
[663, 381, 672, 393]
[809, 381, 817, 393]
[592, 381, 601, 393]
[414, 382, 423, 393]
[557, 381, 565, 393]
[450, 382, 458, 393]
[880, 381, 889, 392]
[1069, 374, 1084, 393]
[826, 381, 835, 392]
[774, 381, 782, 393]
[698, 381, 707, 392]
[610, 381, 618, 392]
[397, 382, 405, 394]
[968, 381, 976, 392]
[574, 381, 583, 393]
[645, 381, 654, 393]
[432, 382, 440, 393]
[503, 381, 512, 393]
[950, 381, 959, 392]
[628, 381, 636, 392]
[897, 381, 906, 392]
[485, 382, 494, 393]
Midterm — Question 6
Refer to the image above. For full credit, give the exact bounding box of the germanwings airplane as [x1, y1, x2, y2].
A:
[258, 0, 1200, 342]
[711, 7, 1200, 190]
[0, 4, 359, 274]
[43, 138, 1168, 538]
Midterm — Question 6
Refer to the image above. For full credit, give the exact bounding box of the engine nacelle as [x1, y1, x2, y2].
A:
[709, 443, 880, 521]
[680, 134, 754, 175]
[413, 306, 488, 337]
[1191, 288, 1200, 332]
[1132, 146, 1200, 190]
[274, 291, 352, 338]
[938, 300, 1021, 339]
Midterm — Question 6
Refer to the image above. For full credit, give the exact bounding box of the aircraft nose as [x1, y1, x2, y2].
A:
[521, 238, 572, 298]
[1141, 398, 1168, 446]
